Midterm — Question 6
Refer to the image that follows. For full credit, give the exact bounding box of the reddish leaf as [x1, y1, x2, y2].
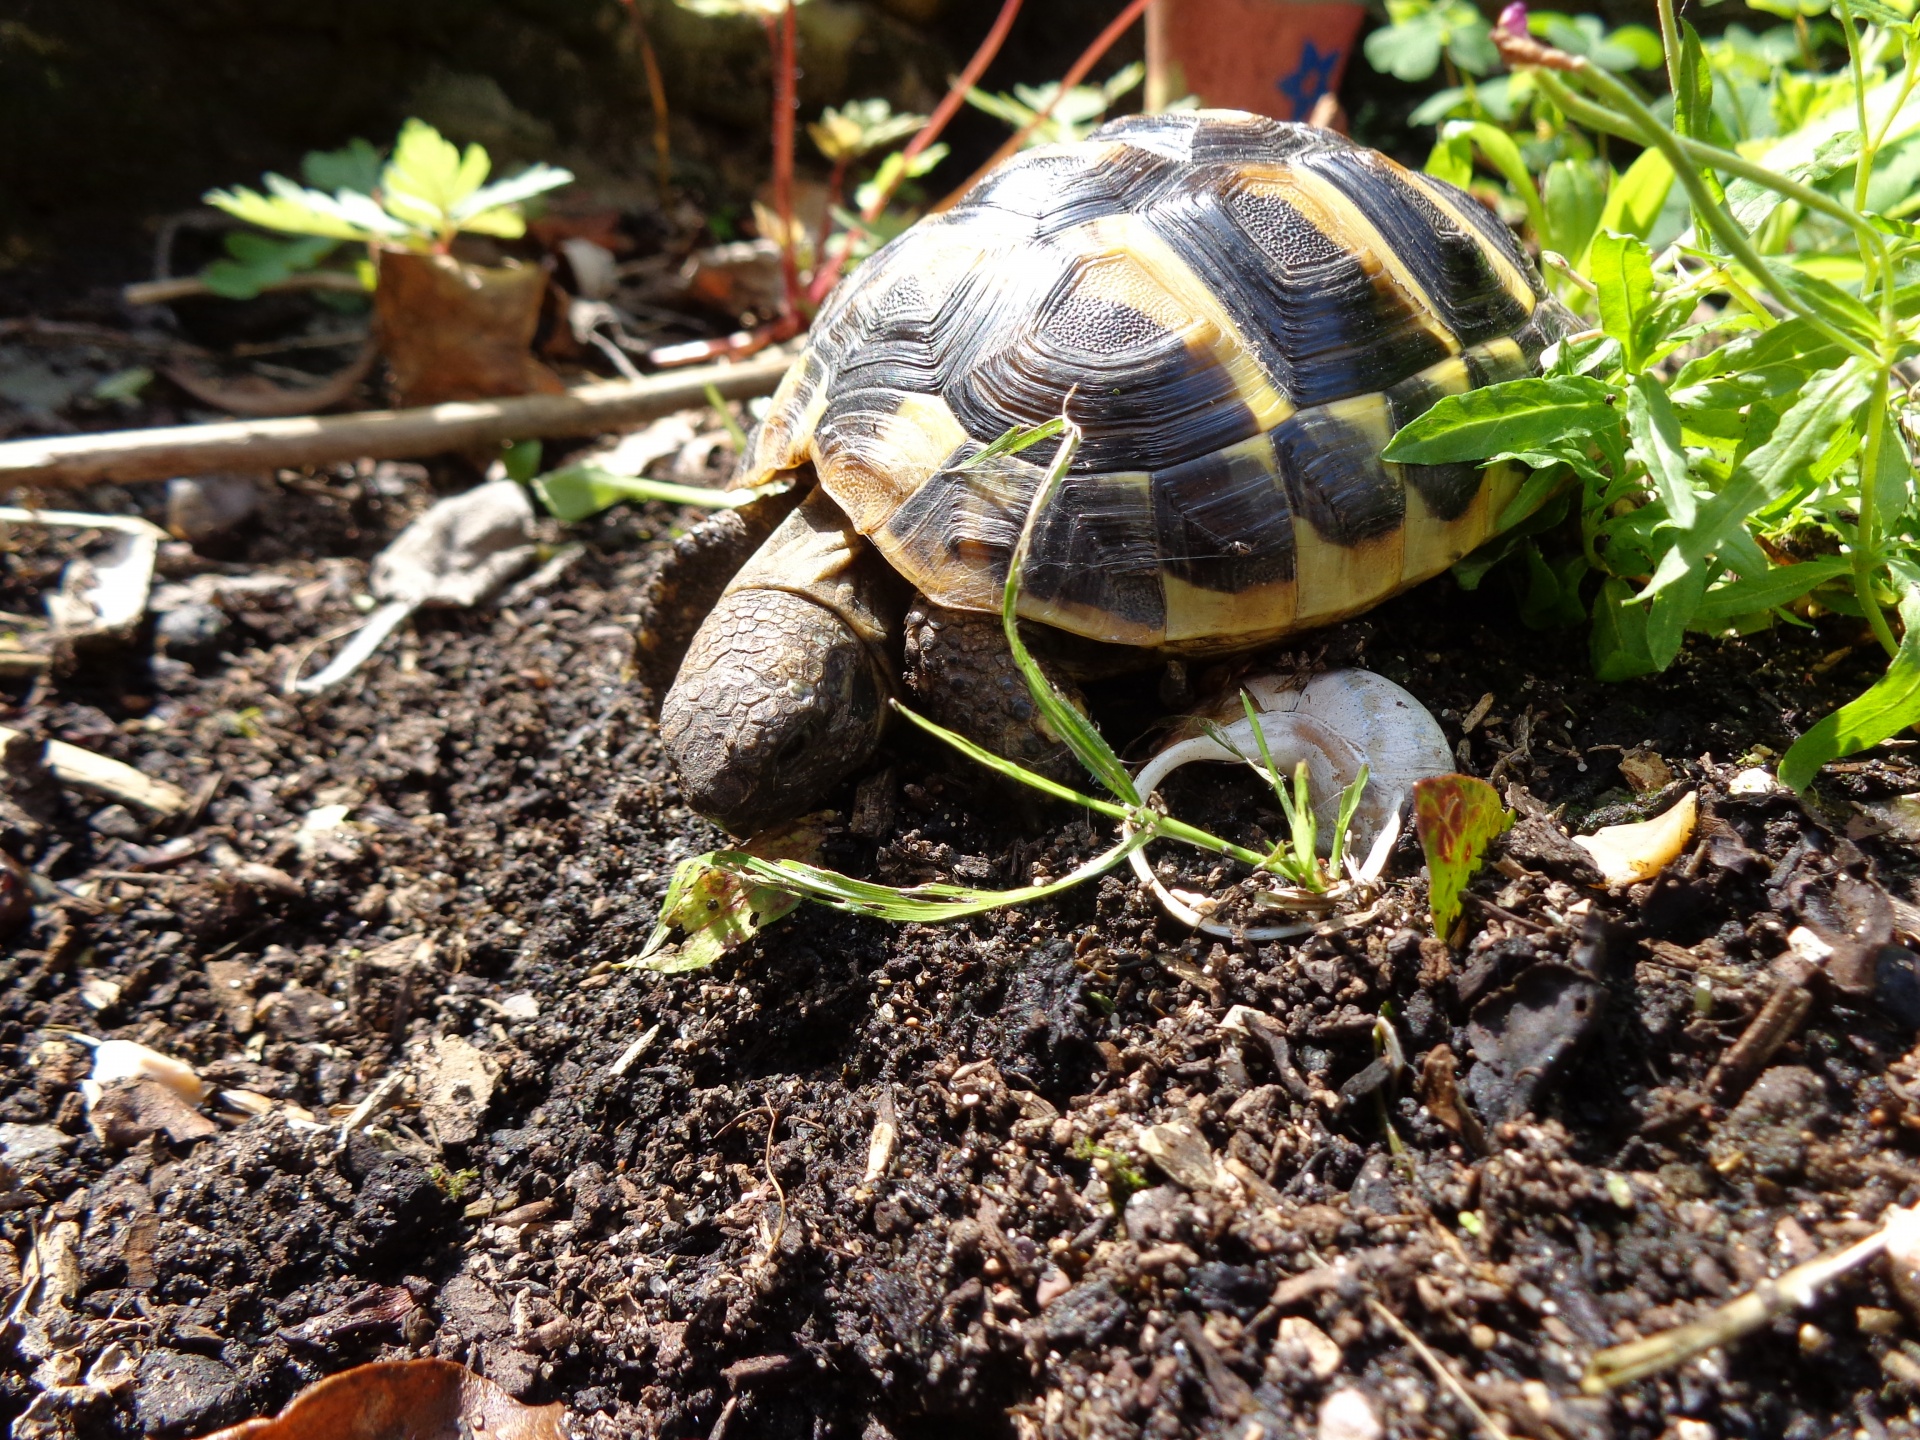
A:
[195, 1358, 564, 1440]
[1413, 773, 1513, 940]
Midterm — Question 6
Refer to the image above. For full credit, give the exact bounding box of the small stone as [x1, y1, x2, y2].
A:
[89, 1077, 217, 1149]
[0, 1122, 70, 1163]
[1858, 1306, 1903, 1335]
[1035, 1263, 1072, 1310]
[1317, 1386, 1382, 1440]
[1277, 1316, 1343, 1380]
[87, 804, 145, 841]
[497, 992, 540, 1021]
[166, 473, 260, 544]
[1469, 1323, 1498, 1350]
[1618, 747, 1674, 794]
[133, 1350, 243, 1436]
[153, 602, 230, 661]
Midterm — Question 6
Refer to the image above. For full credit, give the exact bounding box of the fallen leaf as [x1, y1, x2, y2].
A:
[195, 1358, 565, 1440]
[1574, 791, 1698, 887]
[1412, 773, 1513, 939]
[636, 813, 830, 972]
[375, 251, 563, 408]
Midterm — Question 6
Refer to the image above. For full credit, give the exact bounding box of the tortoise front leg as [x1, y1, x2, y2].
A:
[902, 599, 1090, 790]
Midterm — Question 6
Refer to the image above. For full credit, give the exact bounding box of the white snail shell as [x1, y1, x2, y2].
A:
[1134, 668, 1454, 852]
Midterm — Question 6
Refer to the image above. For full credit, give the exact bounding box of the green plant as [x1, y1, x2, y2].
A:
[636, 418, 1377, 968]
[1370, 0, 1920, 791]
[965, 61, 1148, 148]
[205, 119, 572, 256]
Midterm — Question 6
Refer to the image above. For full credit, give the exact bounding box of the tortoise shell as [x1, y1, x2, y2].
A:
[742, 109, 1575, 651]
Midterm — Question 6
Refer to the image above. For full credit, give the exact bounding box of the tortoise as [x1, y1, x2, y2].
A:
[659, 109, 1575, 835]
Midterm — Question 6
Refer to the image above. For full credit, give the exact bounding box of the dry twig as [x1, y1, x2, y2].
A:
[0, 356, 791, 489]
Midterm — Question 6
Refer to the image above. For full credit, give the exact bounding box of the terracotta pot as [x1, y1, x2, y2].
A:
[1146, 0, 1366, 121]
[372, 250, 563, 410]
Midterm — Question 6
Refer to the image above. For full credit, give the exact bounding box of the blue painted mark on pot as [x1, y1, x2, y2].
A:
[1277, 41, 1342, 119]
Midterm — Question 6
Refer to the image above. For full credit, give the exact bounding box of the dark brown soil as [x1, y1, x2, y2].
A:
[4, 443, 1920, 1440]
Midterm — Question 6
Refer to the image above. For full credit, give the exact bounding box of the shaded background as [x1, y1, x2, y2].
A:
[0, 0, 1167, 308]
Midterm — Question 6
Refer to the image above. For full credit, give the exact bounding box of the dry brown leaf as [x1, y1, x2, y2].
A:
[374, 252, 562, 408]
[194, 1358, 565, 1440]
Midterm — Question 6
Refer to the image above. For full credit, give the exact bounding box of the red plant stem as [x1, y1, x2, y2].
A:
[763, 2, 803, 320]
[861, 0, 1024, 224]
[935, 0, 1154, 213]
[816, 156, 851, 261]
[805, 0, 1025, 307]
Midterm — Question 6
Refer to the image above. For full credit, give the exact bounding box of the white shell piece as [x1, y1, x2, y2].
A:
[1572, 790, 1698, 887]
[80, 1038, 209, 1108]
[1133, 669, 1454, 852]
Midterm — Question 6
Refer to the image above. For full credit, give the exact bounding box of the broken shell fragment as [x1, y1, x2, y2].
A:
[79, 1038, 210, 1109]
[1137, 669, 1454, 854]
[1573, 791, 1698, 887]
[1128, 669, 1454, 939]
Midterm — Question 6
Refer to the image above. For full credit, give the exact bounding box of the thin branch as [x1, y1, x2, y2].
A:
[935, 0, 1154, 212]
[0, 355, 792, 489]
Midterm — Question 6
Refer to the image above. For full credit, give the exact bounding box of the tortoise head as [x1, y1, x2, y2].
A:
[660, 586, 889, 835]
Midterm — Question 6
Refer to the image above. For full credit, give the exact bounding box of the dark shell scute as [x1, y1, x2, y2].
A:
[1305, 150, 1533, 349]
[1272, 408, 1405, 546]
[1151, 445, 1297, 592]
[1020, 472, 1167, 631]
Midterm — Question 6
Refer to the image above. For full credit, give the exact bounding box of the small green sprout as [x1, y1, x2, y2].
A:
[1071, 1136, 1149, 1207]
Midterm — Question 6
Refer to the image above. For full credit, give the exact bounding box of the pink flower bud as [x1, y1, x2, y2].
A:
[1497, 2, 1530, 37]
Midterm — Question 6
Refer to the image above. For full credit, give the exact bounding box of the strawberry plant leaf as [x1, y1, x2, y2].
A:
[1413, 774, 1514, 940]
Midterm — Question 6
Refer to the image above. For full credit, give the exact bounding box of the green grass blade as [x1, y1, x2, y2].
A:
[888, 699, 1129, 818]
[1328, 763, 1370, 876]
[1237, 690, 1291, 809]
[955, 416, 1065, 470]
[533, 464, 755, 522]
[714, 828, 1151, 923]
[999, 418, 1141, 804]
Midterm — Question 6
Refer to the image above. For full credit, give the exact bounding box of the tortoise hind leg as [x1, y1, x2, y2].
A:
[902, 599, 1089, 790]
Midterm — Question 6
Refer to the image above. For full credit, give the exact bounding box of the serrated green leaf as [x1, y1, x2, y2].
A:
[204, 179, 393, 243]
[301, 137, 383, 195]
[1780, 589, 1920, 790]
[384, 118, 490, 215]
[199, 233, 339, 299]
[1383, 376, 1618, 465]
[451, 163, 575, 223]
[1589, 231, 1658, 372]
[1694, 555, 1852, 619]
[1366, 15, 1445, 80]
[1413, 774, 1512, 939]
[1626, 375, 1697, 530]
